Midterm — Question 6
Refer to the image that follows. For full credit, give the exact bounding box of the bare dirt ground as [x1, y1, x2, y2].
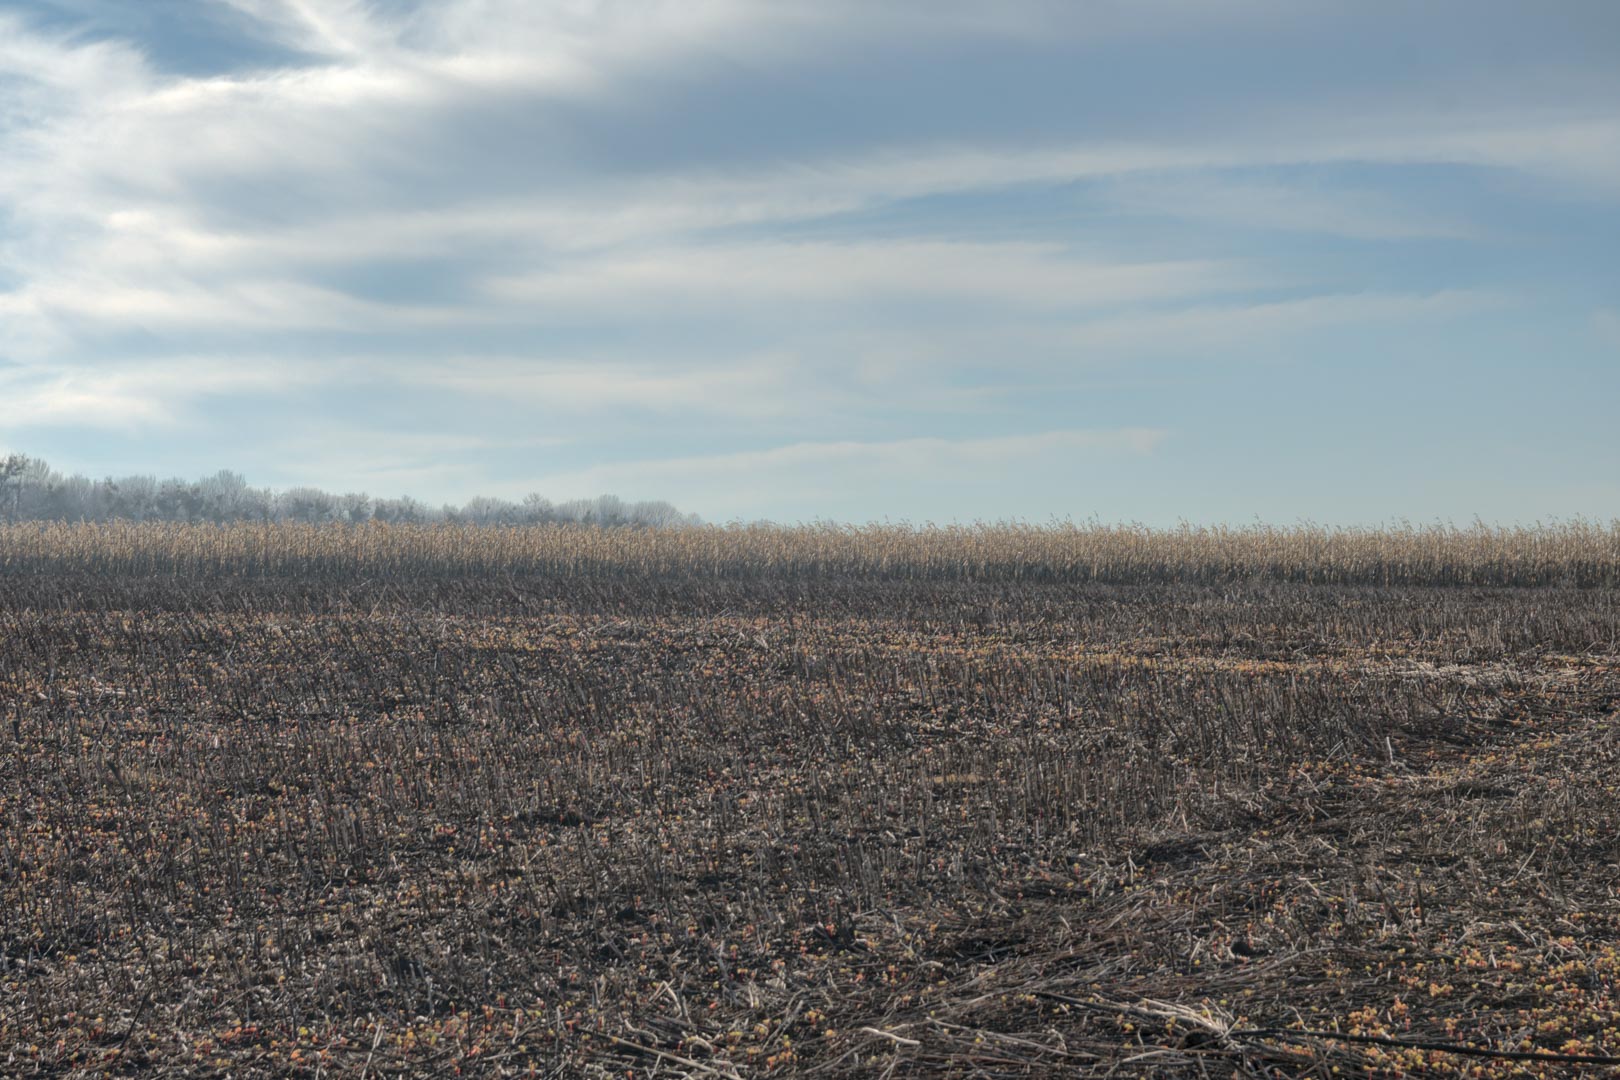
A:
[2, 571, 1618, 1077]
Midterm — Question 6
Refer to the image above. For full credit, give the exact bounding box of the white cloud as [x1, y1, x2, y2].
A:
[214, 0, 398, 59]
[1401, 117, 1620, 192]
[1101, 175, 1476, 240]
[245, 424, 567, 497]
[0, 271, 476, 349]
[405, 354, 809, 416]
[2, 1, 1611, 364]
[529, 428, 1167, 519]
[0, 0, 1612, 523]
[0, 356, 321, 432]
[488, 242, 1252, 314]
[4, 102, 1607, 356]
[1055, 290, 1496, 355]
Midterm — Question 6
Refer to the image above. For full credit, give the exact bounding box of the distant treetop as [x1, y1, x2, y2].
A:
[0, 453, 697, 527]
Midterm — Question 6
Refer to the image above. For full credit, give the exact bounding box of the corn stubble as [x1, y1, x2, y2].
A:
[3, 519, 1617, 585]
[1, 522, 1618, 1077]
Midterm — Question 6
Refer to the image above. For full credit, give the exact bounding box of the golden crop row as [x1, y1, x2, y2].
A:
[2, 520, 1616, 585]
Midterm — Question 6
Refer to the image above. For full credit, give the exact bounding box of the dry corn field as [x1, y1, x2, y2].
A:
[3, 521, 1620, 1078]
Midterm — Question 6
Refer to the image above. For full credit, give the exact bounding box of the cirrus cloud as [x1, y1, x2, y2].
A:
[0, 0, 1614, 521]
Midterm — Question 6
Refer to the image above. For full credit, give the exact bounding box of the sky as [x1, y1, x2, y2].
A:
[0, 0, 1617, 524]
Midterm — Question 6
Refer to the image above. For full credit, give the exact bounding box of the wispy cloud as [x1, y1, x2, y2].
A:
[487, 243, 1253, 314]
[531, 428, 1168, 520]
[1100, 175, 1477, 240]
[252, 424, 568, 496]
[408, 356, 808, 417]
[0, 355, 322, 430]
[1056, 290, 1498, 355]
[0, 0, 1613, 520]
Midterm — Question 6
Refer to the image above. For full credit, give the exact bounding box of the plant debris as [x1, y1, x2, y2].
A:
[1, 523, 1617, 1077]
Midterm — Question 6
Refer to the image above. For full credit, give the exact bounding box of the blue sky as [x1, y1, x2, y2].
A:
[1, 0, 1616, 523]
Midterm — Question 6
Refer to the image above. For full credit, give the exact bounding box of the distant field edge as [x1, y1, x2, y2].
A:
[2, 520, 1617, 587]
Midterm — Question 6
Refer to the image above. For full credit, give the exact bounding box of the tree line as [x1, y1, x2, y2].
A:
[0, 454, 697, 527]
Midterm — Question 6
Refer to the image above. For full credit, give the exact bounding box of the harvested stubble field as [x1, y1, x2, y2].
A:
[2, 522, 1619, 1078]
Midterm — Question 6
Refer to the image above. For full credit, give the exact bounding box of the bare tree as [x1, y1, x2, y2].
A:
[0, 453, 697, 527]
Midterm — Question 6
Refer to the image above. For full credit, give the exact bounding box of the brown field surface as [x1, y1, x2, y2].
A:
[2, 522, 1619, 1077]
